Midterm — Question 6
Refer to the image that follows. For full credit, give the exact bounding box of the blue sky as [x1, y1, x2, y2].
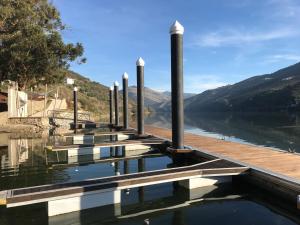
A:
[52, 0, 300, 93]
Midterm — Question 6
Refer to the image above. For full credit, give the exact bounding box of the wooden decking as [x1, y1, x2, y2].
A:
[145, 125, 300, 183]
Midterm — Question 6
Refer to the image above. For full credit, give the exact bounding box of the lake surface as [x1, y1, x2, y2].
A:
[145, 112, 300, 153]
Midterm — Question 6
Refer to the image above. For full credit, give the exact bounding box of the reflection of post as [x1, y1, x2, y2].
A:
[110, 146, 114, 157]
[123, 160, 129, 174]
[115, 160, 119, 175]
[138, 158, 145, 172]
[122, 146, 125, 157]
[172, 210, 185, 225]
[138, 158, 145, 202]
[114, 146, 119, 157]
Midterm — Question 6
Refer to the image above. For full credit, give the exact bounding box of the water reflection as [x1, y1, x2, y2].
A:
[145, 112, 300, 153]
[0, 134, 173, 190]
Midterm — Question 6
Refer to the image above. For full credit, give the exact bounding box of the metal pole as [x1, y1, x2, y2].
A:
[136, 57, 145, 135]
[114, 81, 119, 126]
[122, 73, 129, 129]
[170, 21, 184, 149]
[43, 84, 47, 117]
[73, 87, 78, 134]
[109, 86, 113, 124]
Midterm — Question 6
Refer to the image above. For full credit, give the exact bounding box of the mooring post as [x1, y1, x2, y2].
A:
[114, 81, 119, 127]
[109, 86, 114, 125]
[122, 72, 129, 129]
[170, 21, 184, 149]
[73, 86, 78, 134]
[136, 57, 145, 135]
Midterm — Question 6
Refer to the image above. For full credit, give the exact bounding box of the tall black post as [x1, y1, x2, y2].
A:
[170, 21, 184, 149]
[122, 73, 129, 129]
[73, 87, 78, 134]
[136, 57, 145, 135]
[114, 81, 119, 126]
[109, 86, 113, 125]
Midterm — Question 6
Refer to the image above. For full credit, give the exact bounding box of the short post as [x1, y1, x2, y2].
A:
[122, 73, 129, 129]
[136, 57, 145, 135]
[73, 86, 78, 134]
[114, 81, 119, 127]
[109, 86, 114, 124]
[170, 21, 184, 149]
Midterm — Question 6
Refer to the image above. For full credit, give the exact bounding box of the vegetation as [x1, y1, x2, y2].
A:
[0, 0, 85, 90]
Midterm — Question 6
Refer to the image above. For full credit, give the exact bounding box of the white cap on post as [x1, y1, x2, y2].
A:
[170, 20, 184, 35]
[73, 87, 78, 91]
[114, 81, 119, 86]
[136, 57, 145, 66]
[110, 86, 114, 91]
[122, 72, 129, 79]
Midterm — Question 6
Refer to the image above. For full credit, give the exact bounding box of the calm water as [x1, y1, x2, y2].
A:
[0, 114, 300, 224]
[145, 112, 300, 153]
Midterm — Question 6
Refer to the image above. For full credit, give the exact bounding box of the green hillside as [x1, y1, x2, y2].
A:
[34, 70, 136, 121]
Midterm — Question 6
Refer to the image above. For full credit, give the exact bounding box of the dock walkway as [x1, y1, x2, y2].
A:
[145, 125, 300, 183]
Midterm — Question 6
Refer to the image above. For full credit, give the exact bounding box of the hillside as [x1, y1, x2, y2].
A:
[29, 70, 136, 121]
[185, 62, 300, 112]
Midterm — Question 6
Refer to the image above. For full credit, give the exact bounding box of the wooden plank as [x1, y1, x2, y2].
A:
[144, 125, 300, 182]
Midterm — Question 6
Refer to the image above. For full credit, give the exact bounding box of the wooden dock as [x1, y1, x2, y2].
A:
[145, 125, 300, 183]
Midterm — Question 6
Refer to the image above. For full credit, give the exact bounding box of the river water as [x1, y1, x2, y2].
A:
[0, 112, 300, 224]
[145, 112, 300, 153]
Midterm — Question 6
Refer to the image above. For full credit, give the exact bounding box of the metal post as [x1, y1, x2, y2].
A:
[170, 21, 184, 149]
[136, 57, 145, 135]
[73, 87, 78, 134]
[122, 73, 129, 129]
[114, 81, 119, 126]
[109, 86, 113, 124]
[43, 84, 47, 117]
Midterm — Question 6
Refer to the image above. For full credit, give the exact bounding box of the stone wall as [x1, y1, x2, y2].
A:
[9, 117, 49, 128]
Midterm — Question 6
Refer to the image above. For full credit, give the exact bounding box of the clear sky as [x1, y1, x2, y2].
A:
[52, 0, 300, 93]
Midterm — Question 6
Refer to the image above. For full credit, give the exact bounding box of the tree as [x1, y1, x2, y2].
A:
[0, 0, 86, 90]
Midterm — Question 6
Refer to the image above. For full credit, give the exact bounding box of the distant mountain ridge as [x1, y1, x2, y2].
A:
[185, 62, 300, 112]
[127, 86, 196, 110]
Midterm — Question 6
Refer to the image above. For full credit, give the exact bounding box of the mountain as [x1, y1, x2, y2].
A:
[185, 62, 300, 112]
[127, 86, 171, 107]
[162, 91, 196, 99]
[127, 86, 196, 111]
